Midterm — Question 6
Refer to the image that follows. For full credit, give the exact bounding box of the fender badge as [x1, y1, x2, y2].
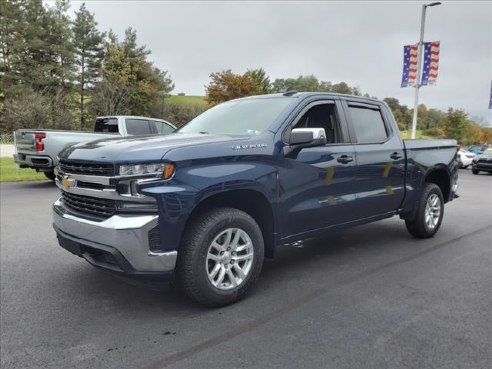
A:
[231, 143, 268, 150]
[62, 176, 76, 189]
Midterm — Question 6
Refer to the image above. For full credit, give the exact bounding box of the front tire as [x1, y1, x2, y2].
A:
[44, 171, 56, 181]
[177, 208, 264, 307]
[405, 183, 444, 238]
[472, 168, 479, 174]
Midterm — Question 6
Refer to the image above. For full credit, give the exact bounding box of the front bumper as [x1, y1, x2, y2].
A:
[472, 161, 492, 172]
[53, 198, 177, 277]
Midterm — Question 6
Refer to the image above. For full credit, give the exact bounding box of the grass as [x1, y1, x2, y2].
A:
[0, 157, 48, 182]
[165, 95, 207, 107]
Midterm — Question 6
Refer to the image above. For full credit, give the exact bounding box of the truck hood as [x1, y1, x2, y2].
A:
[58, 133, 249, 163]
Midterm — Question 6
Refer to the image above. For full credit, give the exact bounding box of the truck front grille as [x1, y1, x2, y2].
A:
[62, 192, 116, 217]
[59, 160, 115, 176]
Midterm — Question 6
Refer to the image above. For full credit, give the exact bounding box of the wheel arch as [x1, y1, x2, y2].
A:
[186, 189, 277, 258]
[422, 165, 452, 203]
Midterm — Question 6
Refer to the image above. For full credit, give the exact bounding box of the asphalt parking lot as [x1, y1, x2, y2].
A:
[1, 169, 491, 369]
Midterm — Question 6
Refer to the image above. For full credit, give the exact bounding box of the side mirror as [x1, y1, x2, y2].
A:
[284, 128, 327, 158]
[289, 128, 327, 147]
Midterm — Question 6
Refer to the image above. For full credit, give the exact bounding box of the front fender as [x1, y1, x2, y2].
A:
[138, 160, 280, 252]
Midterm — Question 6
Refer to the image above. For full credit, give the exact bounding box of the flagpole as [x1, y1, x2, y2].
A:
[410, 2, 441, 140]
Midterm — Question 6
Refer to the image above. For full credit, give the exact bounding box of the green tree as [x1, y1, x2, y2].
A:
[245, 68, 272, 94]
[44, 0, 76, 90]
[89, 45, 132, 116]
[272, 75, 320, 92]
[119, 27, 173, 115]
[443, 109, 471, 144]
[331, 81, 357, 95]
[0, 0, 50, 95]
[0, 0, 23, 94]
[426, 108, 445, 129]
[271, 75, 362, 95]
[90, 28, 173, 117]
[73, 2, 105, 128]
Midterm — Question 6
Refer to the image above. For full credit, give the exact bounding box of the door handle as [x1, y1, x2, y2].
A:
[390, 152, 402, 160]
[337, 155, 354, 164]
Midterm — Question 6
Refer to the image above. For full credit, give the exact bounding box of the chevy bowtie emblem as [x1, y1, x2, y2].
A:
[62, 176, 76, 189]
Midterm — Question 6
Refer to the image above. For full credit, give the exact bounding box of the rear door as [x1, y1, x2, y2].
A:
[343, 100, 405, 217]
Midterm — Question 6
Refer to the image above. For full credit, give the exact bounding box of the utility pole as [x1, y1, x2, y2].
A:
[410, 2, 441, 139]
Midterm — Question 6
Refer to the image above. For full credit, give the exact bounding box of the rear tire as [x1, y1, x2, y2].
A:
[44, 171, 56, 181]
[405, 183, 444, 238]
[177, 208, 264, 307]
[472, 169, 479, 175]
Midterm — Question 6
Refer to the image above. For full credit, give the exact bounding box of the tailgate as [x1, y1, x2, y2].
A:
[15, 130, 38, 153]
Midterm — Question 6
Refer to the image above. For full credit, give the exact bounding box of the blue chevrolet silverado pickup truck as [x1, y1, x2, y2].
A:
[53, 92, 458, 306]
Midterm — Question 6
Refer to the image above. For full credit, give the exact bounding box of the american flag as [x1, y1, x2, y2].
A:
[489, 81, 492, 109]
[401, 44, 418, 87]
[421, 41, 440, 86]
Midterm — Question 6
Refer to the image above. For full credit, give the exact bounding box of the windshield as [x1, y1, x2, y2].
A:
[178, 97, 294, 136]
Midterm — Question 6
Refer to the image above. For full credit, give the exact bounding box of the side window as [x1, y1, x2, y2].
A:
[150, 121, 175, 134]
[348, 106, 388, 144]
[291, 103, 341, 144]
[94, 118, 119, 133]
[125, 119, 152, 135]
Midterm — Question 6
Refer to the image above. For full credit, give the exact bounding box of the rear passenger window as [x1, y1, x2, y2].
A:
[126, 119, 151, 135]
[150, 121, 175, 134]
[348, 106, 388, 143]
[94, 118, 119, 133]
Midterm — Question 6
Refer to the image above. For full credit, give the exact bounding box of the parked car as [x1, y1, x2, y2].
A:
[465, 144, 489, 155]
[457, 149, 475, 168]
[472, 148, 492, 174]
[53, 92, 458, 306]
[13, 116, 176, 180]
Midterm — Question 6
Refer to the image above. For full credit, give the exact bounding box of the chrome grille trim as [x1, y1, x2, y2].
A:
[59, 160, 115, 176]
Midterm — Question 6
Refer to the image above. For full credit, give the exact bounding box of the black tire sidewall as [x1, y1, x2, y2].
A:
[405, 183, 445, 238]
[44, 171, 56, 181]
[180, 208, 264, 306]
[422, 186, 444, 235]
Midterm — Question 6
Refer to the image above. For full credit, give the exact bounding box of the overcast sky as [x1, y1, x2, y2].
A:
[64, 1, 491, 124]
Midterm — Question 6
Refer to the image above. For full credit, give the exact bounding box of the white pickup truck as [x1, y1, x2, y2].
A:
[14, 116, 176, 180]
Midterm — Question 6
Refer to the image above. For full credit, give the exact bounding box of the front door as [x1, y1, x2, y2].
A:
[278, 100, 358, 239]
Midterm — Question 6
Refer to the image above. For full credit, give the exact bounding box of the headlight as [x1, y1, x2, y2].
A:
[118, 162, 175, 179]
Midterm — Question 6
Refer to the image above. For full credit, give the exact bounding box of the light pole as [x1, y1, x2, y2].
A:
[410, 1, 441, 139]
[158, 90, 167, 120]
